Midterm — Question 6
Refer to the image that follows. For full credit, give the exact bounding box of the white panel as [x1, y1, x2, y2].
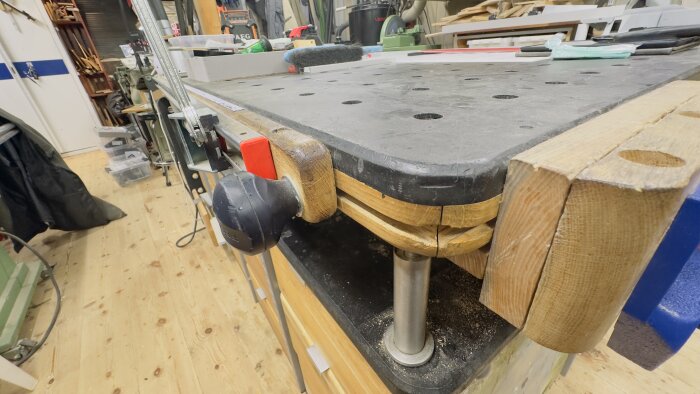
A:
[0, 0, 101, 153]
[0, 77, 43, 132]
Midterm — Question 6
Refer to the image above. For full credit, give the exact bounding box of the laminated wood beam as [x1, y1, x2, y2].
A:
[335, 170, 501, 228]
[337, 194, 493, 257]
[448, 248, 489, 279]
[524, 109, 700, 352]
[480, 81, 700, 328]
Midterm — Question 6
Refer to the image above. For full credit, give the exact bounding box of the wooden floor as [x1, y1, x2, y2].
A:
[0, 151, 296, 393]
[1, 150, 699, 393]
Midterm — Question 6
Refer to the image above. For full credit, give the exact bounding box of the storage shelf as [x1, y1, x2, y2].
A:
[89, 91, 113, 98]
[53, 20, 81, 26]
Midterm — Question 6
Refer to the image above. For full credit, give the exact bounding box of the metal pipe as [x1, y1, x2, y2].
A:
[393, 249, 431, 354]
[383, 248, 434, 366]
[400, 0, 427, 22]
[260, 251, 306, 393]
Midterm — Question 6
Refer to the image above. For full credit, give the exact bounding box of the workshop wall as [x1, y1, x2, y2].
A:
[75, 0, 140, 59]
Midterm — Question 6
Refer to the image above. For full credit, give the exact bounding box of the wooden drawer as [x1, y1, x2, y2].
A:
[282, 294, 345, 394]
[271, 248, 389, 394]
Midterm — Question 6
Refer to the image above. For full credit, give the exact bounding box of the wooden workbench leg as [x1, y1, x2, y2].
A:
[383, 249, 435, 367]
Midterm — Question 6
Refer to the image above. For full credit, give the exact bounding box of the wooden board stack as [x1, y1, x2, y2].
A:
[43, 1, 81, 22]
[434, 0, 583, 27]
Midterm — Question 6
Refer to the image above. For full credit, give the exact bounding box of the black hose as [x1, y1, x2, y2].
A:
[0, 231, 61, 366]
[175, 207, 205, 248]
[335, 21, 349, 41]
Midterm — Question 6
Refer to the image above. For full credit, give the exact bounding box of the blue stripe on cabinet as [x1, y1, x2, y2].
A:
[0, 63, 11, 80]
[13, 59, 70, 78]
[0, 59, 70, 80]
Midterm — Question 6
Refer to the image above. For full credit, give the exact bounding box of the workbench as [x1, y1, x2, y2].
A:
[184, 51, 700, 206]
[241, 213, 565, 393]
[151, 49, 700, 393]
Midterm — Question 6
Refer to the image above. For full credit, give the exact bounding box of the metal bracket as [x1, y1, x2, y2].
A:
[260, 251, 306, 392]
[168, 107, 229, 172]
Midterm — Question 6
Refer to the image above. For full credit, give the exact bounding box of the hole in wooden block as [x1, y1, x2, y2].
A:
[299, 93, 315, 96]
[414, 113, 442, 120]
[464, 77, 480, 81]
[580, 71, 600, 75]
[618, 150, 685, 168]
[342, 100, 362, 105]
[363, 83, 375, 86]
[412, 87, 429, 91]
[271, 87, 284, 90]
[545, 81, 567, 85]
[493, 94, 518, 99]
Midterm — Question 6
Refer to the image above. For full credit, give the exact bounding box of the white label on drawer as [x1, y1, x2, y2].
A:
[306, 346, 329, 374]
[255, 287, 267, 301]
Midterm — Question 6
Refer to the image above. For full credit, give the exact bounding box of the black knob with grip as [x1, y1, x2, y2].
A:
[213, 171, 300, 255]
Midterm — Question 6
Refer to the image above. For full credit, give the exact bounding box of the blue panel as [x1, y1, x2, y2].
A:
[623, 186, 700, 320]
[0, 63, 11, 80]
[649, 245, 700, 351]
[12, 59, 69, 78]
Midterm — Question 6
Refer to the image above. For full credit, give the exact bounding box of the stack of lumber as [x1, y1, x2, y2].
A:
[67, 32, 102, 75]
[434, 0, 584, 27]
[43, 1, 80, 22]
[480, 81, 700, 353]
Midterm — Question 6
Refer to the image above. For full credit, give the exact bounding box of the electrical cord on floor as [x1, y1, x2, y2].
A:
[175, 207, 205, 248]
[0, 230, 61, 366]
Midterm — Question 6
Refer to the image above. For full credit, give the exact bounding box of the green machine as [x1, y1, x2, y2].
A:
[379, 15, 439, 52]
[0, 247, 43, 360]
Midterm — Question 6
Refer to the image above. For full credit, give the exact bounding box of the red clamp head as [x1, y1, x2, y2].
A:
[239, 136, 277, 180]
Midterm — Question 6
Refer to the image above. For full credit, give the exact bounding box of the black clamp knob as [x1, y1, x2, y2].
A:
[213, 171, 300, 255]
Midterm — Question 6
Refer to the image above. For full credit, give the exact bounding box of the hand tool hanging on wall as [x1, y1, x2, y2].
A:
[0, 0, 36, 21]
